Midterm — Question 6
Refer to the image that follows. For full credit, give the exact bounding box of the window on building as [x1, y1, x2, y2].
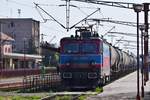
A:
[10, 22, 15, 27]
[8, 48, 11, 53]
[5, 47, 7, 53]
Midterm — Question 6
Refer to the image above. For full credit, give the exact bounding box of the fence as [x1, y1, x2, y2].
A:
[22, 73, 61, 92]
[0, 67, 56, 78]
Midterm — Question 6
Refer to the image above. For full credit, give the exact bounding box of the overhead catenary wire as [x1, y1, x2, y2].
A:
[36, 3, 99, 9]
[34, 2, 66, 29]
[70, 0, 137, 9]
[35, 6, 48, 23]
[108, 31, 150, 38]
[69, 8, 100, 29]
[87, 18, 139, 27]
[114, 36, 124, 46]
[35, 2, 101, 31]
[35, 3, 100, 16]
[103, 26, 115, 37]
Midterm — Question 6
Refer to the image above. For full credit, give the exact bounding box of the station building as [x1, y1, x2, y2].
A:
[0, 18, 42, 69]
[0, 32, 42, 69]
[0, 18, 40, 54]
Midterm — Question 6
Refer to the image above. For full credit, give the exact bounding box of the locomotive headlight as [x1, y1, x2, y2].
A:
[63, 72, 72, 78]
[66, 62, 70, 66]
[88, 72, 97, 79]
[91, 61, 96, 66]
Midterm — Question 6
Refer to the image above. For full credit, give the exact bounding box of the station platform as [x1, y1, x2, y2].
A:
[0, 77, 23, 84]
[0, 77, 23, 90]
[87, 71, 150, 100]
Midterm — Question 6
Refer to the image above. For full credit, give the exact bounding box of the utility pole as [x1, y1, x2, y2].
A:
[41, 33, 45, 64]
[41, 33, 44, 44]
[140, 25, 145, 98]
[0, 22, 3, 68]
[0, 22, 1, 81]
[23, 38, 26, 69]
[133, 4, 143, 100]
[17, 9, 21, 18]
[40, 33, 45, 78]
[143, 3, 149, 83]
[66, 0, 70, 31]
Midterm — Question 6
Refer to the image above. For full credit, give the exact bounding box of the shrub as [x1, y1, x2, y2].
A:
[78, 95, 87, 100]
[95, 87, 103, 93]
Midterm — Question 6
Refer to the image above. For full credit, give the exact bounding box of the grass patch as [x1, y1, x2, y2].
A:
[56, 95, 72, 100]
[0, 96, 41, 100]
[0, 96, 5, 100]
[95, 87, 103, 94]
[78, 95, 87, 100]
[30, 96, 41, 100]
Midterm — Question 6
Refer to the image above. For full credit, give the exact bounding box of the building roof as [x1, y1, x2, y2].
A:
[0, 32, 14, 41]
[0, 18, 39, 23]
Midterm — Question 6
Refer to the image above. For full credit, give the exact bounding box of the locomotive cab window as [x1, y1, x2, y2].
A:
[81, 43, 97, 53]
[63, 43, 79, 53]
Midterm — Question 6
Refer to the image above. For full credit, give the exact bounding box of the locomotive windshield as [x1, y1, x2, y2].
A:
[63, 43, 79, 53]
[81, 43, 97, 53]
[63, 42, 98, 54]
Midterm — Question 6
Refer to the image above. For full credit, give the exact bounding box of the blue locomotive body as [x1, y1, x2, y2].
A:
[60, 38, 103, 88]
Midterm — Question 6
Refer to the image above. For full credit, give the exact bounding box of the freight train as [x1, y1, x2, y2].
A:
[58, 26, 137, 89]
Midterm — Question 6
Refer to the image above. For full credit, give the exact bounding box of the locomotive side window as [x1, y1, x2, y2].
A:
[81, 43, 97, 53]
[99, 43, 102, 54]
[63, 43, 79, 53]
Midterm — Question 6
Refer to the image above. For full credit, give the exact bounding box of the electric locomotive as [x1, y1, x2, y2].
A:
[41, 26, 136, 89]
[59, 27, 111, 88]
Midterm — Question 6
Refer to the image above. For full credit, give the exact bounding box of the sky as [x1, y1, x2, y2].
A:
[0, 0, 149, 54]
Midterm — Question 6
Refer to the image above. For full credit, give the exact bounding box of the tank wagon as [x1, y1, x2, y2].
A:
[59, 27, 136, 89]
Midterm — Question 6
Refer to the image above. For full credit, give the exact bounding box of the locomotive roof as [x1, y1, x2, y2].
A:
[61, 36, 101, 41]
